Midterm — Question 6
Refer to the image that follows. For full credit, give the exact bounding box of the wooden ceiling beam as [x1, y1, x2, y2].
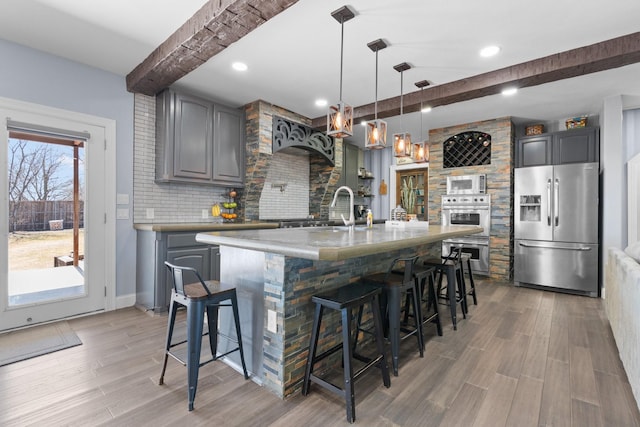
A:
[312, 31, 640, 128]
[126, 0, 300, 95]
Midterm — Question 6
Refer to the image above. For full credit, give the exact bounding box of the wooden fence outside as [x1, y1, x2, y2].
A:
[9, 200, 85, 232]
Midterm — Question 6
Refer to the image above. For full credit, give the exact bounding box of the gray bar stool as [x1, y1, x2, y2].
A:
[159, 262, 249, 411]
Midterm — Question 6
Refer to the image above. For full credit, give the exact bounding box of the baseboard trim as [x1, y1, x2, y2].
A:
[116, 293, 136, 310]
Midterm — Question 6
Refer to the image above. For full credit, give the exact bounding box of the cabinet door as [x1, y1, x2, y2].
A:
[209, 246, 220, 281]
[553, 127, 599, 165]
[343, 143, 360, 190]
[213, 104, 245, 185]
[516, 135, 552, 167]
[166, 247, 211, 286]
[173, 92, 213, 181]
[395, 169, 428, 220]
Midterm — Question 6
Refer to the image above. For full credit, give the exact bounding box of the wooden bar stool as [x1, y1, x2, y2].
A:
[302, 283, 390, 423]
[360, 256, 424, 376]
[159, 262, 249, 411]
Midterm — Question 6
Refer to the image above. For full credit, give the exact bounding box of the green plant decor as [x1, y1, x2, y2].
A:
[400, 176, 417, 214]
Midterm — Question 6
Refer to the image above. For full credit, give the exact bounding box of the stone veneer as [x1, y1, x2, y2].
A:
[427, 117, 515, 280]
[260, 242, 440, 398]
[240, 100, 341, 221]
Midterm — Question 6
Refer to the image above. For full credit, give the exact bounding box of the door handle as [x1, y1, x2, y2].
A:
[518, 242, 592, 251]
[547, 179, 551, 226]
[554, 178, 559, 226]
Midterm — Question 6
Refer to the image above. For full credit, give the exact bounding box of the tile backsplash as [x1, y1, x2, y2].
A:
[259, 151, 309, 219]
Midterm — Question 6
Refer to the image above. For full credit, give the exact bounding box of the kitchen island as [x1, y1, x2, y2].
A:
[196, 224, 482, 398]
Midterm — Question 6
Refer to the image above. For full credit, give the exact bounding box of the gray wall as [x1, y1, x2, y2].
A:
[0, 38, 135, 300]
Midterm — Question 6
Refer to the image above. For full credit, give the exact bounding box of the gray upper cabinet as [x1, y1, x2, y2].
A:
[516, 127, 599, 168]
[213, 103, 245, 185]
[338, 142, 360, 189]
[156, 88, 245, 186]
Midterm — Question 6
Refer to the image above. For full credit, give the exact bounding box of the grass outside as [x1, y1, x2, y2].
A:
[8, 229, 85, 271]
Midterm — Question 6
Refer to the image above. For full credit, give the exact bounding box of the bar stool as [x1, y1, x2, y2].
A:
[423, 250, 467, 330]
[159, 262, 249, 411]
[360, 256, 424, 376]
[406, 264, 443, 338]
[302, 283, 390, 424]
[457, 250, 478, 306]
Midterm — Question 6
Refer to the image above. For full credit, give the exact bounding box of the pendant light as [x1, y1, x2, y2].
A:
[393, 62, 412, 157]
[365, 39, 388, 149]
[412, 80, 431, 163]
[327, 5, 355, 138]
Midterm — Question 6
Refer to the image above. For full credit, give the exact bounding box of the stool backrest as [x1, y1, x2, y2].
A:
[387, 256, 419, 283]
[164, 261, 211, 297]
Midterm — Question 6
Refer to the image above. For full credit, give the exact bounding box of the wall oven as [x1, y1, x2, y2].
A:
[442, 237, 489, 276]
[441, 194, 491, 275]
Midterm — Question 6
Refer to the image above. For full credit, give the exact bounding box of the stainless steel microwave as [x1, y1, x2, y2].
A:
[446, 174, 486, 195]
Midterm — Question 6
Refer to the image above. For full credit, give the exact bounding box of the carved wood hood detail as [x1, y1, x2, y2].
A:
[272, 116, 334, 166]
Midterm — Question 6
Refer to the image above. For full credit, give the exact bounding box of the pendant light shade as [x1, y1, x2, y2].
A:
[365, 39, 388, 149]
[327, 6, 355, 138]
[393, 62, 412, 157]
[412, 79, 431, 163]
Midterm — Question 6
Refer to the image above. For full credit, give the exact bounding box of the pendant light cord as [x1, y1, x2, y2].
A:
[374, 49, 379, 120]
[420, 87, 424, 140]
[400, 70, 404, 128]
[339, 17, 344, 100]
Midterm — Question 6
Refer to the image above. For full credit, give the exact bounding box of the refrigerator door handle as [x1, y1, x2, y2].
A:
[547, 179, 552, 226]
[554, 178, 559, 226]
[518, 242, 592, 251]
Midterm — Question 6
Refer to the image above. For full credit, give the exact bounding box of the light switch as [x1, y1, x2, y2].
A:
[117, 208, 129, 220]
[116, 193, 129, 205]
[267, 309, 277, 333]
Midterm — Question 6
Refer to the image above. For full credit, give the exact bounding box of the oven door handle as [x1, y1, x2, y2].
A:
[443, 206, 490, 210]
[445, 240, 489, 247]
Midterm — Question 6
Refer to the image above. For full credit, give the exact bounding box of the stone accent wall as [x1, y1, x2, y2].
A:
[261, 242, 441, 398]
[427, 117, 514, 280]
[242, 100, 340, 220]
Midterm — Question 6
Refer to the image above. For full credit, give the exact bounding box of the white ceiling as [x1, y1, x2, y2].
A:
[1, 0, 640, 146]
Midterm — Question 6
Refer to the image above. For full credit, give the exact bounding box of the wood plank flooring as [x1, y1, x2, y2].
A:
[1, 279, 639, 426]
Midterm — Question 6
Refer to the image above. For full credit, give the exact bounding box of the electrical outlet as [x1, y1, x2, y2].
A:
[267, 309, 277, 333]
[202, 209, 208, 219]
[146, 208, 154, 219]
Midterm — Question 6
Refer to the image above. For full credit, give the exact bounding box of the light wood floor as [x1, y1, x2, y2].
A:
[2, 279, 639, 426]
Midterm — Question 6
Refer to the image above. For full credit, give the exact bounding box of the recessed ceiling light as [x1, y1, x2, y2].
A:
[232, 62, 248, 71]
[480, 45, 501, 58]
[421, 106, 432, 113]
[502, 87, 518, 96]
[315, 99, 328, 107]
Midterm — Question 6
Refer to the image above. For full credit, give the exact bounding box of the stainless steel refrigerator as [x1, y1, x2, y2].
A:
[514, 162, 599, 297]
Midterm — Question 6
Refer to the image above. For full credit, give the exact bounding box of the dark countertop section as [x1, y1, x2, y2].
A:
[133, 222, 279, 232]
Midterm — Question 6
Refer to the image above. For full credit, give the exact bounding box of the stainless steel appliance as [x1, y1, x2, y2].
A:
[441, 194, 491, 275]
[514, 162, 599, 297]
[446, 174, 486, 195]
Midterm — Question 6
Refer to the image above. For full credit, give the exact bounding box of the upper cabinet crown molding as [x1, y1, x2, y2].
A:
[155, 89, 245, 187]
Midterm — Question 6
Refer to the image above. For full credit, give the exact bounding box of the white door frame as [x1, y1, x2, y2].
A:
[0, 97, 116, 329]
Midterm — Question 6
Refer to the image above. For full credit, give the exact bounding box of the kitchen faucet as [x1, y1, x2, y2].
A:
[331, 186, 355, 230]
